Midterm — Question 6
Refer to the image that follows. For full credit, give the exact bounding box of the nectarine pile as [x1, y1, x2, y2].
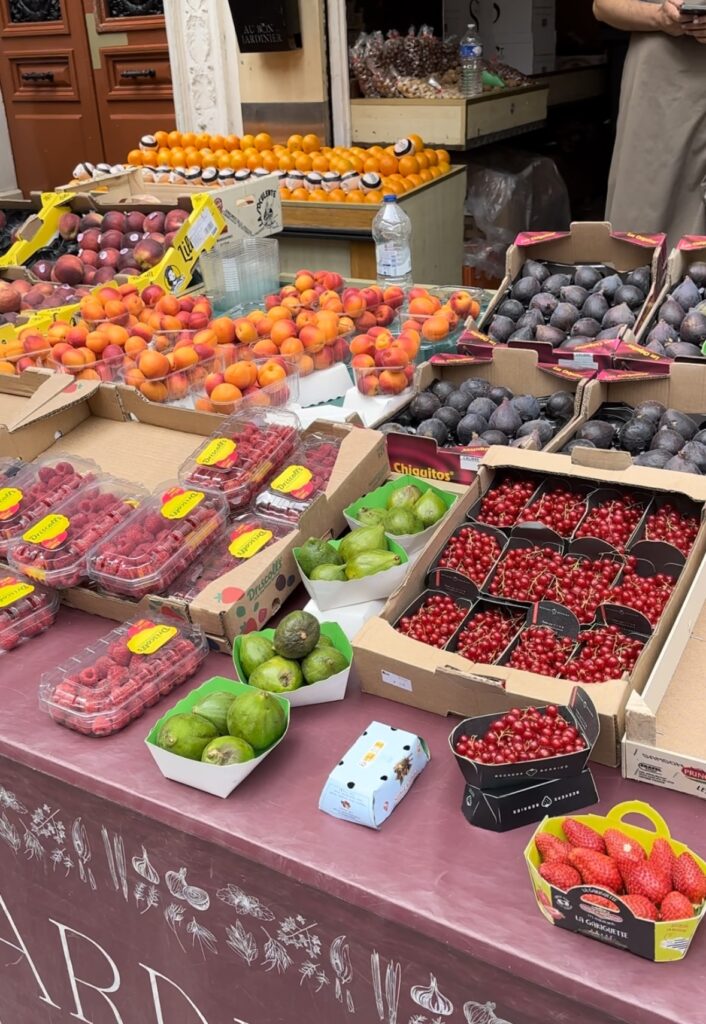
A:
[126, 131, 452, 204]
[350, 326, 418, 396]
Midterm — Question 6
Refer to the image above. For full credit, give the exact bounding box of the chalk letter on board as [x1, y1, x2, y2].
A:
[140, 963, 210, 1024]
[50, 920, 124, 1024]
[0, 894, 61, 1008]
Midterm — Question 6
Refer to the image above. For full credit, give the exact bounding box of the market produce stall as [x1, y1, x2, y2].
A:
[0, 607, 702, 1024]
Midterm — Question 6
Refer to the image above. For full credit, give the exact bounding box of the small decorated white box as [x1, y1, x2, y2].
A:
[319, 721, 430, 829]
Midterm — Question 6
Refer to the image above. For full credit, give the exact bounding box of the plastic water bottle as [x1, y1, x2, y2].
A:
[460, 23, 482, 98]
[372, 196, 413, 288]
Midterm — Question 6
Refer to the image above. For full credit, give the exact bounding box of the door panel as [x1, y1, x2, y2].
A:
[0, 0, 104, 192]
[90, 0, 174, 163]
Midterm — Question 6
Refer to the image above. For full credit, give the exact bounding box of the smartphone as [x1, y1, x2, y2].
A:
[682, 3, 706, 12]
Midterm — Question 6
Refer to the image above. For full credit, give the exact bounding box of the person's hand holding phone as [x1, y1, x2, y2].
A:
[681, 7, 706, 42]
[659, 0, 686, 34]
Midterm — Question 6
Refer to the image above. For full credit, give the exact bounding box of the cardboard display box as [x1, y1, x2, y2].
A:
[622, 553, 706, 800]
[353, 447, 706, 767]
[383, 347, 588, 485]
[54, 167, 283, 240]
[0, 371, 388, 649]
[635, 235, 706, 347]
[468, 223, 666, 362]
[568, 359, 706, 443]
[11, 190, 225, 296]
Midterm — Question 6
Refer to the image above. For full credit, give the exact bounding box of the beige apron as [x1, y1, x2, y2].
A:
[606, 0, 706, 246]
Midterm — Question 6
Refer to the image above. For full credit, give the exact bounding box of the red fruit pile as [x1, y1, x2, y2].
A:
[475, 478, 537, 527]
[543, 554, 622, 624]
[0, 575, 59, 652]
[88, 487, 227, 598]
[255, 438, 341, 522]
[8, 481, 139, 588]
[488, 546, 561, 602]
[563, 625, 645, 683]
[168, 515, 290, 602]
[183, 418, 299, 511]
[610, 556, 675, 625]
[455, 608, 523, 663]
[436, 526, 502, 586]
[575, 495, 645, 552]
[517, 485, 587, 537]
[454, 704, 586, 765]
[40, 617, 208, 736]
[534, 817, 706, 921]
[644, 502, 699, 556]
[508, 626, 575, 677]
[0, 458, 93, 555]
[396, 594, 467, 648]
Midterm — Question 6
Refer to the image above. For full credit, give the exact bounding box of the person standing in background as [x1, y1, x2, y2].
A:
[594, 0, 706, 245]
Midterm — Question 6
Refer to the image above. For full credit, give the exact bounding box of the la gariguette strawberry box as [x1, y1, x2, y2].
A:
[524, 800, 706, 962]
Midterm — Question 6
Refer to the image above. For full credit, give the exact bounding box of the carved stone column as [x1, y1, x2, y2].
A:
[163, 0, 243, 134]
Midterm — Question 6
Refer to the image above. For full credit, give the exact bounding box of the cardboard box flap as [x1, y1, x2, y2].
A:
[4, 373, 100, 430]
[479, 446, 706, 501]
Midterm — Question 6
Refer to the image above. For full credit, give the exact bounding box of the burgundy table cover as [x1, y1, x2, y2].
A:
[0, 606, 702, 1024]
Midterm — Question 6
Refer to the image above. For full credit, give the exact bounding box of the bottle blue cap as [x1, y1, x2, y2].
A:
[383, 195, 397, 203]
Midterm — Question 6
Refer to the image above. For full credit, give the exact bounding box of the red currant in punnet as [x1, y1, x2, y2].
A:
[455, 608, 523, 663]
[644, 502, 699, 557]
[436, 526, 502, 586]
[475, 477, 536, 528]
[507, 626, 574, 678]
[563, 625, 645, 683]
[575, 494, 646, 552]
[396, 594, 467, 648]
[454, 704, 587, 765]
[517, 485, 587, 537]
[609, 556, 675, 625]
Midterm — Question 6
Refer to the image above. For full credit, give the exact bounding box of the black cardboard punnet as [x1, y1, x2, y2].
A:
[462, 768, 598, 832]
[450, 686, 600, 790]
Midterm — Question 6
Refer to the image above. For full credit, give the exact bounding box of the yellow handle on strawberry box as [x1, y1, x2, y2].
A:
[604, 800, 671, 838]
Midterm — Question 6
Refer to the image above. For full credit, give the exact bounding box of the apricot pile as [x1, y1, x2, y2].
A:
[126, 131, 452, 204]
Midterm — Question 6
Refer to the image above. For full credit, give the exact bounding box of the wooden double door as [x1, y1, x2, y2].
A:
[0, 0, 176, 195]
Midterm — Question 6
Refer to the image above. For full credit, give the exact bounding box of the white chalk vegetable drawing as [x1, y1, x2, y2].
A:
[277, 915, 321, 959]
[71, 818, 96, 890]
[101, 827, 119, 891]
[410, 975, 453, 1016]
[113, 834, 128, 901]
[463, 1002, 513, 1024]
[187, 918, 218, 958]
[165, 867, 210, 911]
[134, 882, 160, 913]
[22, 825, 44, 861]
[261, 928, 292, 973]
[0, 812, 20, 854]
[217, 883, 274, 921]
[371, 952, 384, 1021]
[299, 961, 329, 991]
[50, 848, 74, 875]
[330, 934, 354, 1008]
[347, 991, 356, 1014]
[30, 805, 65, 845]
[225, 921, 259, 966]
[164, 902, 186, 953]
[0, 787, 27, 815]
[132, 846, 160, 885]
[386, 961, 402, 1024]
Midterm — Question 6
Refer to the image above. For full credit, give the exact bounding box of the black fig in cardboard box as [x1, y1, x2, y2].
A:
[512, 276, 541, 304]
[660, 298, 687, 330]
[680, 311, 706, 346]
[488, 315, 515, 343]
[498, 299, 525, 320]
[521, 259, 551, 284]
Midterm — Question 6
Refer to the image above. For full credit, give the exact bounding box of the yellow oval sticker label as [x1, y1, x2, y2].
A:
[127, 624, 178, 655]
[196, 437, 237, 467]
[228, 528, 273, 560]
[270, 465, 312, 495]
[23, 513, 70, 548]
[161, 489, 204, 520]
[0, 577, 34, 608]
[0, 487, 22, 516]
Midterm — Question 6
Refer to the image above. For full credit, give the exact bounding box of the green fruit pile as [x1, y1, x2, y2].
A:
[357, 483, 447, 536]
[240, 611, 348, 691]
[297, 526, 402, 582]
[155, 687, 287, 766]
